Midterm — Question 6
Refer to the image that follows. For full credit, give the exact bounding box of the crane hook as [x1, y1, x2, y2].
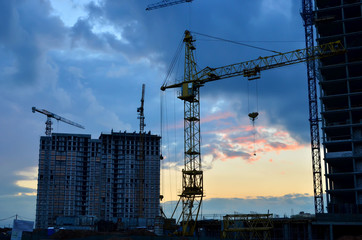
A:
[248, 112, 259, 123]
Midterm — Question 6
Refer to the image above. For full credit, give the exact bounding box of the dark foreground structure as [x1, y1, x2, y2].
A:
[316, 0, 362, 214]
[10, 214, 362, 240]
[312, 0, 362, 238]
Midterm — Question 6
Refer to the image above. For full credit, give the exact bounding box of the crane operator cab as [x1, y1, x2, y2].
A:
[178, 82, 197, 102]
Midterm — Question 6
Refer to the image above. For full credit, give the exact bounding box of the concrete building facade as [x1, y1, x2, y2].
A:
[316, 0, 362, 214]
[99, 131, 161, 226]
[36, 133, 101, 229]
[35, 131, 161, 229]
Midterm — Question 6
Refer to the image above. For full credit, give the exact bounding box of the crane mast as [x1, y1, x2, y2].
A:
[32, 107, 85, 136]
[138, 84, 146, 132]
[146, 0, 193, 11]
[302, 0, 324, 214]
[170, 31, 203, 236]
[137, 84, 146, 218]
[161, 30, 345, 236]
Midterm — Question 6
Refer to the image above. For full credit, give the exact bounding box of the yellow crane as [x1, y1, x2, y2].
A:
[161, 30, 345, 236]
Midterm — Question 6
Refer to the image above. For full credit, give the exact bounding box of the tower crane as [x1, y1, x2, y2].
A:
[301, 0, 324, 214]
[137, 84, 146, 218]
[137, 84, 146, 132]
[146, 0, 193, 11]
[32, 107, 85, 136]
[161, 30, 345, 236]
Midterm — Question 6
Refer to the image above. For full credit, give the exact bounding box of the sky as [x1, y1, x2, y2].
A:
[0, 0, 319, 227]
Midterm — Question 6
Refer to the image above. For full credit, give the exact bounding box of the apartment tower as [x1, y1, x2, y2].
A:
[99, 131, 161, 225]
[35, 131, 161, 229]
[35, 133, 101, 229]
[315, 0, 362, 214]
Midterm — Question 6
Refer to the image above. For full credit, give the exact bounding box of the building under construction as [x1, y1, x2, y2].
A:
[35, 133, 101, 229]
[316, 0, 362, 215]
[35, 131, 161, 229]
[98, 131, 161, 226]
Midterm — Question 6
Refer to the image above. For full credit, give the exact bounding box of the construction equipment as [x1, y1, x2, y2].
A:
[137, 84, 146, 218]
[146, 0, 193, 11]
[161, 30, 345, 236]
[301, 0, 324, 214]
[32, 107, 85, 136]
[137, 84, 146, 132]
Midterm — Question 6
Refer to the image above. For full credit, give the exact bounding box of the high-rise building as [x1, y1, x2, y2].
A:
[35, 131, 161, 229]
[99, 131, 161, 225]
[315, 0, 362, 214]
[35, 133, 101, 229]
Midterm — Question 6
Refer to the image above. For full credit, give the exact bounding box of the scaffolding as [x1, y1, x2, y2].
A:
[222, 213, 273, 240]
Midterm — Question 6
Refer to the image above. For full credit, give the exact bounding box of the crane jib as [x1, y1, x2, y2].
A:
[32, 106, 85, 136]
[161, 40, 345, 89]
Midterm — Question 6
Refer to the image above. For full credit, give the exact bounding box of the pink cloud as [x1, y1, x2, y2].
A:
[165, 111, 306, 166]
[201, 112, 236, 124]
[164, 111, 235, 131]
[201, 115, 306, 164]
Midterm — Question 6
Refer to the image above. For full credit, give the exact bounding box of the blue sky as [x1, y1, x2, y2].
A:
[0, 0, 318, 227]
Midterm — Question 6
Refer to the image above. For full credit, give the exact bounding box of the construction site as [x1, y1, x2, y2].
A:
[14, 0, 361, 240]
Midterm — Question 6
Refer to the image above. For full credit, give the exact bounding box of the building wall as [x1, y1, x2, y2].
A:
[315, 0, 362, 213]
[99, 131, 161, 225]
[35, 131, 161, 229]
[35, 134, 101, 229]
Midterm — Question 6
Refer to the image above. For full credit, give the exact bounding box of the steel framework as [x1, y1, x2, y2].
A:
[169, 30, 203, 236]
[146, 0, 193, 11]
[301, 0, 324, 214]
[222, 214, 273, 240]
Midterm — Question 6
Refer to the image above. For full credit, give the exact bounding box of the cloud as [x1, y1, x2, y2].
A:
[0, 0, 66, 90]
[201, 111, 236, 124]
[161, 193, 314, 219]
[201, 114, 305, 166]
[259, 0, 293, 20]
[14, 167, 38, 192]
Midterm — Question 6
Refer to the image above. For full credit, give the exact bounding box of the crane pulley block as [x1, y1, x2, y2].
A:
[243, 67, 261, 80]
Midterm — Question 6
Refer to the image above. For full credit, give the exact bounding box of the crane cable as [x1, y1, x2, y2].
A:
[162, 33, 184, 88]
[161, 32, 192, 216]
[160, 91, 164, 205]
[160, 87, 179, 215]
[247, 79, 259, 156]
[0, 215, 16, 222]
[191, 31, 282, 54]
